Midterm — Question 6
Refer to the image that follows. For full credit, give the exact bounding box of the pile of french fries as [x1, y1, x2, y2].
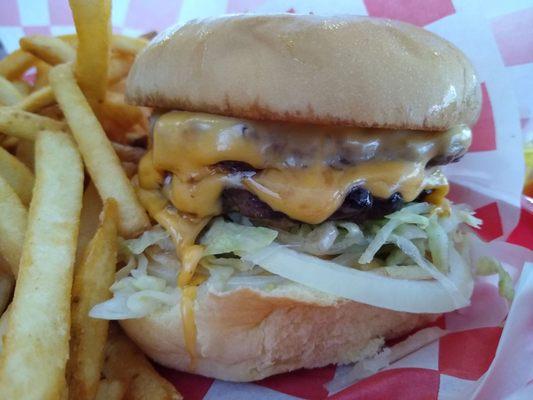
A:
[0, 1, 180, 399]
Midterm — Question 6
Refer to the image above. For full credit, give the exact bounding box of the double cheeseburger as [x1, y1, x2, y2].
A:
[95, 14, 482, 381]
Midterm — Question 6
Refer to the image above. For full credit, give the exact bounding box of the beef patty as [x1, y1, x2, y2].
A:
[222, 187, 413, 227]
[217, 161, 432, 226]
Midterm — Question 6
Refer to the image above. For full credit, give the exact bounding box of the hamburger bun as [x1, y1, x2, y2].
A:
[126, 14, 481, 131]
[120, 285, 436, 382]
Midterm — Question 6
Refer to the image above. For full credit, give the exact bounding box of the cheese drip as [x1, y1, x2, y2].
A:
[147, 111, 466, 223]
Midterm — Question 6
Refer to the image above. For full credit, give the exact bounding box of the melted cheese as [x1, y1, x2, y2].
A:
[244, 161, 426, 224]
[152, 111, 470, 174]
[135, 178, 209, 287]
[145, 111, 465, 223]
[165, 172, 224, 217]
[423, 169, 449, 206]
[178, 244, 205, 288]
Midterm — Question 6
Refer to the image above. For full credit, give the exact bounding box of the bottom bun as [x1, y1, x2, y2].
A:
[120, 285, 437, 382]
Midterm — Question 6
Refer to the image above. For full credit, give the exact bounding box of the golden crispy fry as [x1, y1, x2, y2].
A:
[108, 55, 133, 85]
[15, 139, 34, 170]
[94, 379, 127, 400]
[58, 34, 78, 47]
[0, 76, 25, 105]
[0, 175, 27, 275]
[0, 131, 83, 400]
[15, 86, 55, 112]
[0, 50, 34, 80]
[0, 107, 67, 140]
[20, 35, 76, 65]
[0, 146, 34, 205]
[70, 0, 111, 106]
[0, 269, 14, 315]
[68, 199, 118, 400]
[104, 327, 182, 400]
[0, 253, 12, 277]
[50, 63, 149, 237]
[76, 182, 103, 263]
[0, 304, 11, 353]
[12, 79, 32, 96]
[108, 77, 126, 94]
[34, 60, 52, 89]
[0, 134, 18, 149]
[112, 35, 148, 55]
[101, 99, 144, 130]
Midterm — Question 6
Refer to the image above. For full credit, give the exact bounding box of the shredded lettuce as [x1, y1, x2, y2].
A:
[359, 203, 430, 264]
[201, 218, 278, 256]
[92, 201, 495, 319]
[122, 226, 171, 255]
[477, 256, 515, 302]
[427, 214, 449, 272]
[90, 226, 179, 320]
[276, 221, 366, 256]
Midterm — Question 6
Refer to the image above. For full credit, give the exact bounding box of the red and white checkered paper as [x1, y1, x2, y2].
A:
[2, 1, 532, 399]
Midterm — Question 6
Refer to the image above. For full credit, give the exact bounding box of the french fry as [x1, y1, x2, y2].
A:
[34, 60, 52, 89]
[0, 271, 14, 315]
[20, 35, 76, 65]
[0, 134, 18, 149]
[94, 379, 127, 400]
[108, 55, 133, 85]
[15, 86, 55, 112]
[108, 77, 127, 94]
[68, 199, 118, 400]
[0, 304, 11, 353]
[70, 0, 111, 107]
[12, 79, 32, 97]
[76, 182, 103, 263]
[112, 35, 148, 55]
[58, 34, 78, 47]
[0, 108, 67, 141]
[0, 76, 25, 105]
[0, 50, 34, 80]
[0, 131, 83, 400]
[15, 139, 34, 170]
[101, 98, 145, 130]
[50, 63, 149, 237]
[0, 277, 12, 310]
[0, 175, 27, 275]
[0, 146, 34, 205]
[104, 327, 182, 400]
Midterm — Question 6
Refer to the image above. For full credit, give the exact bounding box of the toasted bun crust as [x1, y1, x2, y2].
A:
[120, 285, 436, 382]
[126, 14, 481, 131]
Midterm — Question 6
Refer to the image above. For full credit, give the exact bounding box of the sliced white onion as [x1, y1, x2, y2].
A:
[126, 290, 178, 314]
[243, 244, 473, 313]
[225, 274, 287, 289]
[89, 293, 143, 320]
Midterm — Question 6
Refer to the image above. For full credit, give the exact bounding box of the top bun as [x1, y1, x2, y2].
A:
[126, 14, 481, 131]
